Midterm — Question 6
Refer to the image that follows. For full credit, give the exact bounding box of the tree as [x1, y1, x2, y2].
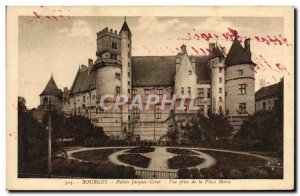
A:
[18, 97, 48, 174]
[234, 110, 283, 153]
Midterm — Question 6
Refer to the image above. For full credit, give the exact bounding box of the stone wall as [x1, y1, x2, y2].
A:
[225, 64, 255, 115]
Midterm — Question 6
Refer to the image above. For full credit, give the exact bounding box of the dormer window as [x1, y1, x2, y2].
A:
[238, 70, 243, 75]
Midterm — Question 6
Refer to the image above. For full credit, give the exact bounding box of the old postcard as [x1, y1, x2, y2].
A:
[6, 6, 294, 190]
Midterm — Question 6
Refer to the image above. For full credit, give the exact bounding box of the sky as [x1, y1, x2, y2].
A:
[18, 15, 291, 108]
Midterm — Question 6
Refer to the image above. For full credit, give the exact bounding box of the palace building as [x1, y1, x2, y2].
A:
[39, 19, 256, 140]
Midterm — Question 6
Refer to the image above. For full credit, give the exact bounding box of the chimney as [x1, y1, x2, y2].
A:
[180, 44, 187, 54]
[88, 59, 93, 67]
[221, 47, 225, 55]
[190, 55, 195, 71]
[244, 38, 251, 53]
[209, 43, 216, 55]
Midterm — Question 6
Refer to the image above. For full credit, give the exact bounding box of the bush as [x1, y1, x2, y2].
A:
[200, 167, 224, 178]
[178, 168, 190, 179]
[168, 155, 203, 169]
[127, 146, 155, 153]
[52, 158, 136, 178]
[190, 168, 201, 178]
[117, 154, 150, 168]
[244, 167, 269, 179]
[226, 169, 243, 179]
[167, 148, 197, 155]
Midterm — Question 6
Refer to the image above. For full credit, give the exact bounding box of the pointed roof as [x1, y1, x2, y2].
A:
[39, 75, 62, 97]
[210, 45, 224, 59]
[225, 37, 255, 67]
[120, 19, 131, 33]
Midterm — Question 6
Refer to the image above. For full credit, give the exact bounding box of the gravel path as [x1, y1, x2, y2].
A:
[67, 146, 276, 172]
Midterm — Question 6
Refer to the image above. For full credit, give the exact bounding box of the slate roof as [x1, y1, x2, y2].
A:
[68, 55, 210, 92]
[69, 68, 96, 95]
[120, 20, 131, 33]
[225, 37, 255, 67]
[131, 56, 176, 87]
[131, 55, 210, 87]
[210, 46, 224, 59]
[40, 76, 62, 97]
[194, 56, 210, 83]
[255, 82, 281, 101]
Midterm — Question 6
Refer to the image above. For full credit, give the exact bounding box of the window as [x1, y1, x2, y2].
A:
[155, 105, 162, 119]
[115, 73, 121, 80]
[111, 54, 117, 60]
[128, 52, 130, 58]
[189, 70, 192, 75]
[128, 81, 130, 86]
[82, 104, 85, 108]
[197, 105, 204, 115]
[96, 108, 98, 114]
[219, 97, 222, 102]
[198, 88, 204, 100]
[156, 89, 163, 99]
[112, 42, 117, 49]
[116, 86, 121, 95]
[128, 72, 130, 77]
[188, 87, 191, 96]
[207, 88, 211, 98]
[128, 62, 131, 68]
[128, 43, 130, 48]
[239, 103, 247, 113]
[93, 95, 95, 99]
[83, 96, 85, 102]
[184, 105, 188, 113]
[219, 106, 223, 113]
[145, 89, 151, 99]
[181, 87, 184, 95]
[132, 89, 137, 97]
[219, 67, 222, 73]
[239, 84, 246, 94]
[85, 109, 88, 114]
[238, 70, 243, 75]
[133, 108, 140, 119]
[128, 89, 130, 94]
[219, 77, 222, 83]
[207, 105, 211, 115]
[219, 88, 222, 93]
[263, 102, 266, 110]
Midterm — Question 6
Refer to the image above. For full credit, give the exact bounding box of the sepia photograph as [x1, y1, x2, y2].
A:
[6, 6, 294, 191]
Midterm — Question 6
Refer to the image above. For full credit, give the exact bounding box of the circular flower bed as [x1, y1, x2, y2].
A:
[117, 154, 150, 168]
[168, 155, 204, 169]
[71, 148, 126, 163]
[126, 146, 155, 153]
[167, 148, 198, 155]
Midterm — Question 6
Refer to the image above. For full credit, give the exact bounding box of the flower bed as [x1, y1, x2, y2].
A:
[168, 155, 203, 169]
[118, 153, 150, 168]
[126, 146, 155, 153]
[71, 148, 126, 163]
[167, 148, 198, 155]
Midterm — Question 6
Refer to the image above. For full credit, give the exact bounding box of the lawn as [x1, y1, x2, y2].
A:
[71, 148, 126, 164]
[167, 148, 198, 155]
[126, 146, 155, 153]
[168, 155, 204, 169]
[199, 150, 267, 169]
[117, 153, 150, 168]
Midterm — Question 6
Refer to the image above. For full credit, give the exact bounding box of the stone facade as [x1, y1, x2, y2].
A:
[39, 19, 257, 141]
